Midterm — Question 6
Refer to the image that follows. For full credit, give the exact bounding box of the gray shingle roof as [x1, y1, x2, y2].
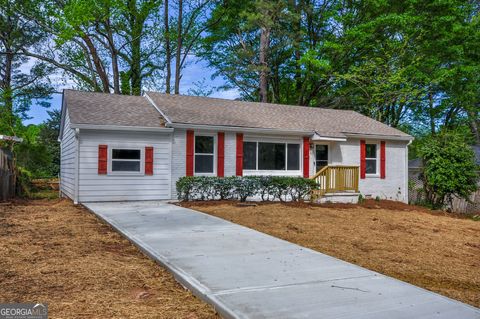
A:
[63, 89, 411, 139]
[146, 92, 411, 138]
[64, 90, 165, 128]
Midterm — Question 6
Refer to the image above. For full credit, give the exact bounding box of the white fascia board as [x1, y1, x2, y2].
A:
[143, 93, 172, 124]
[58, 92, 67, 141]
[70, 124, 174, 133]
[165, 122, 314, 136]
[344, 133, 414, 142]
[311, 133, 347, 142]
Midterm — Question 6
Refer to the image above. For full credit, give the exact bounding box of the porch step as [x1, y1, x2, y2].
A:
[311, 191, 360, 204]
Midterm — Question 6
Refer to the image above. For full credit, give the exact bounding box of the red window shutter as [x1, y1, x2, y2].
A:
[360, 140, 366, 179]
[217, 132, 225, 177]
[303, 137, 310, 178]
[380, 141, 386, 179]
[186, 130, 194, 176]
[236, 133, 243, 176]
[98, 145, 108, 174]
[145, 146, 154, 175]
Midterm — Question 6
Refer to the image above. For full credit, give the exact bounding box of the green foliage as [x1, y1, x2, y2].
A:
[13, 110, 60, 179]
[201, 0, 480, 142]
[418, 130, 479, 209]
[15, 166, 33, 198]
[176, 176, 317, 202]
[358, 194, 365, 204]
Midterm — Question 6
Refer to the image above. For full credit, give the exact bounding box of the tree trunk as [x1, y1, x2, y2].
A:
[164, 0, 171, 94]
[127, 0, 143, 96]
[174, 0, 183, 94]
[130, 34, 142, 95]
[106, 19, 120, 94]
[81, 34, 110, 92]
[291, 0, 302, 101]
[111, 49, 120, 94]
[259, 25, 270, 103]
[2, 51, 14, 137]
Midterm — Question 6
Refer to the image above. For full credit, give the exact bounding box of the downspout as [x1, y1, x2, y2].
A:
[404, 139, 413, 204]
[74, 128, 80, 204]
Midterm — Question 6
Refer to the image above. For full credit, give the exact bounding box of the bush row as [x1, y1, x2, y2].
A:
[176, 176, 317, 202]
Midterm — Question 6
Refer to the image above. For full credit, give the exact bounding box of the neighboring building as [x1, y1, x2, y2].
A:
[59, 90, 413, 204]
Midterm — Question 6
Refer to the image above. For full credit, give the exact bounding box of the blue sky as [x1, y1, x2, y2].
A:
[24, 58, 239, 125]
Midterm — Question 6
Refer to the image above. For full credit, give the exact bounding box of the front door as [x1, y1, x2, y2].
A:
[315, 144, 328, 172]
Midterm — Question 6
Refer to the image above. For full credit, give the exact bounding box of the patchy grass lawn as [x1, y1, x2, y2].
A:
[0, 199, 217, 319]
[181, 200, 480, 308]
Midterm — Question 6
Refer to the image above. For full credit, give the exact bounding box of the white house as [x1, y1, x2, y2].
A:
[59, 90, 413, 204]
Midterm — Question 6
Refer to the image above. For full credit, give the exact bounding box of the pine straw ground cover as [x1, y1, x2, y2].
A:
[0, 199, 217, 319]
[180, 200, 480, 308]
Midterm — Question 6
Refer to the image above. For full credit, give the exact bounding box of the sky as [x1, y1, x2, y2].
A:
[24, 58, 239, 125]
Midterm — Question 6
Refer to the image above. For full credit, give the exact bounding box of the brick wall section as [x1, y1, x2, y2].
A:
[171, 128, 187, 199]
[329, 138, 408, 202]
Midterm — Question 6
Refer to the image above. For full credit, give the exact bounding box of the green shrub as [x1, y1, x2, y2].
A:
[176, 176, 318, 202]
[176, 176, 196, 201]
[358, 194, 365, 204]
[233, 176, 259, 202]
[213, 176, 236, 200]
[418, 131, 479, 209]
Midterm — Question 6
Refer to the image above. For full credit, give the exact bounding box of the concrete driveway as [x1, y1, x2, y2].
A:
[84, 201, 480, 319]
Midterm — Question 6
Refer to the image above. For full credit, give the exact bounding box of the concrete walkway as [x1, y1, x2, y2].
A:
[84, 201, 480, 319]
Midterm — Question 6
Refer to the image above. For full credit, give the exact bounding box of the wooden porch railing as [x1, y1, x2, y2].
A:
[310, 165, 359, 199]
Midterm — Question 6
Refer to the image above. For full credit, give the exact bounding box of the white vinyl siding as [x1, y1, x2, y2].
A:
[78, 130, 172, 202]
[60, 108, 77, 200]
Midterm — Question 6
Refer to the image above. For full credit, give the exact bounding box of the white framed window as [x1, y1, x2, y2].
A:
[365, 143, 378, 175]
[243, 141, 301, 173]
[194, 134, 216, 175]
[109, 147, 143, 175]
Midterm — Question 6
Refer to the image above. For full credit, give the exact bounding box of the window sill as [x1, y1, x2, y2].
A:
[194, 172, 216, 177]
[365, 174, 380, 178]
[107, 172, 145, 176]
[243, 170, 302, 176]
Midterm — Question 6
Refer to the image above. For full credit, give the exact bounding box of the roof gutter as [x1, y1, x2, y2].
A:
[311, 132, 347, 142]
[344, 133, 414, 142]
[165, 122, 314, 136]
[70, 124, 174, 133]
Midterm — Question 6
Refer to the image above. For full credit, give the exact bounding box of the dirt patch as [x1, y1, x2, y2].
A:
[0, 199, 217, 318]
[181, 201, 480, 308]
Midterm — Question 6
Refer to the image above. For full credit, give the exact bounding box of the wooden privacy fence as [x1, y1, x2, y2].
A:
[311, 165, 359, 199]
[0, 148, 15, 201]
[409, 168, 480, 214]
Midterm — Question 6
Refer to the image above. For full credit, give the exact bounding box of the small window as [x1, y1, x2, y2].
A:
[195, 135, 215, 174]
[365, 144, 377, 174]
[111, 149, 141, 172]
[243, 142, 257, 169]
